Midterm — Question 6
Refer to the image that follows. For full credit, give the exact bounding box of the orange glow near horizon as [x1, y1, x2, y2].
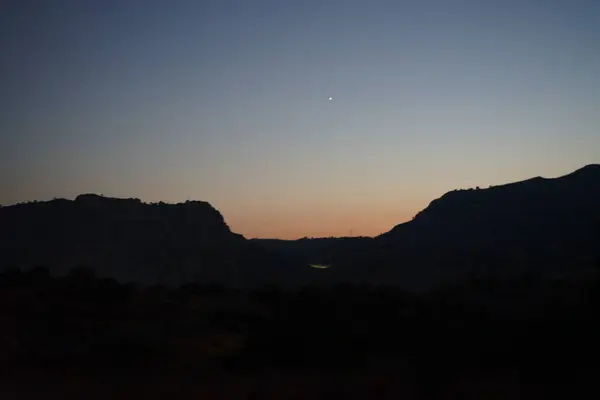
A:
[223, 204, 415, 239]
[3, 2, 600, 243]
[3, 163, 595, 240]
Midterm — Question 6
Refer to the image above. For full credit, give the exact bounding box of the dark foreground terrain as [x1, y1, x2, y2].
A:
[2, 266, 600, 399]
[1, 164, 599, 398]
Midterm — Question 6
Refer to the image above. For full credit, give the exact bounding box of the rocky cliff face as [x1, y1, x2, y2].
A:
[0, 194, 306, 287]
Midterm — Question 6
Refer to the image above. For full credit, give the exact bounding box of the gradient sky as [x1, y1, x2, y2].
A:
[2, 0, 599, 239]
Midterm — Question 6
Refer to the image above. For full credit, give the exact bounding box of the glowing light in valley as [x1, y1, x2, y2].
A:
[309, 264, 330, 269]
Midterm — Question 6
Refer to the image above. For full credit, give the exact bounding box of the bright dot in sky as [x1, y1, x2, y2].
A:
[328, 97, 333, 101]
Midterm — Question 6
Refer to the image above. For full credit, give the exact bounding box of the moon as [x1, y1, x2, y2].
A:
[328, 97, 333, 101]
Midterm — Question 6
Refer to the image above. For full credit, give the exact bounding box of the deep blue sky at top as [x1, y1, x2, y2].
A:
[1, 0, 599, 238]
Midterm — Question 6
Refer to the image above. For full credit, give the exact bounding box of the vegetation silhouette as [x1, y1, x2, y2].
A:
[1, 164, 600, 398]
[1, 267, 600, 398]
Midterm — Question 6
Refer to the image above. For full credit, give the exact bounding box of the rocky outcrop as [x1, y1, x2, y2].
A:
[0, 194, 306, 287]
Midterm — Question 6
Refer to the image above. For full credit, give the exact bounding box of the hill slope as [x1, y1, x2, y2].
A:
[380, 164, 600, 248]
[3, 165, 599, 290]
[250, 165, 600, 289]
[369, 164, 600, 287]
[0, 194, 308, 287]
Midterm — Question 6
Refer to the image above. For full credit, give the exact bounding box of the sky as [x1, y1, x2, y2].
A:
[1, 0, 599, 239]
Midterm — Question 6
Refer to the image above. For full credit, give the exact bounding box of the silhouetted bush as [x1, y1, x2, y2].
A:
[1, 268, 599, 399]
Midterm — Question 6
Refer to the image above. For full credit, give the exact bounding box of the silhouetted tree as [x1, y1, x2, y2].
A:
[0, 267, 25, 287]
[67, 265, 96, 283]
[25, 265, 52, 287]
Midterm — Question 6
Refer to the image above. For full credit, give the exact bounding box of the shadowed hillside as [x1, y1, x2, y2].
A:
[368, 164, 600, 288]
[252, 164, 600, 290]
[3, 165, 600, 290]
[2, 166, 600, 398]
[0, 194, 310, 288]
[382, 164, 600, 247]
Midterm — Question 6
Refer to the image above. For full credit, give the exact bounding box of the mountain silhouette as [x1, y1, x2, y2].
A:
[382, 164, 600, 245]
[375, 164, 600, 288]
[255, 164, 600, 289]
[0, 194, 309, 287]
[2, 165, 599, 290]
